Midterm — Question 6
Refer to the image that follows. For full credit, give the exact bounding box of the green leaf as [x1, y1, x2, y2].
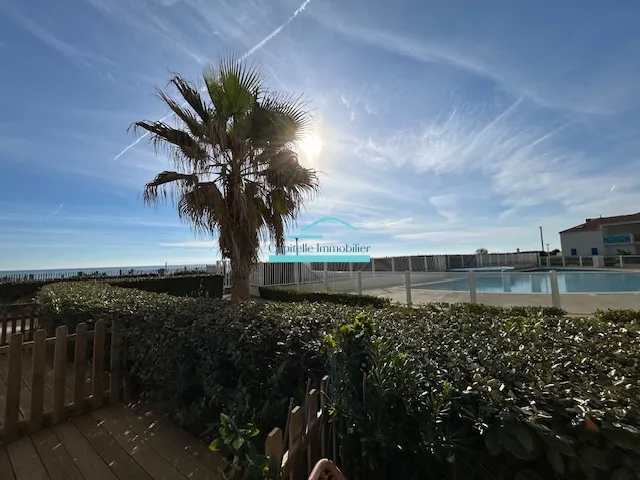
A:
[547, 434, 576, 457]
[610, 468, 633, 480]
[209, 439, 220, 452]
[546, 447, 565, 474]
[514, 423, 536, 454]
[232, 437, 245, 451]
[484, 429, 502, 456]
[514, 470, 543, 480]
[581, 446, 611, 470]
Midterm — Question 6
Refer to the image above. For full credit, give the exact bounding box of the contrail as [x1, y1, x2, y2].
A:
[52, 203, 64, 216]
[44, 203, 64, 224]
[114, 0, 313, 161]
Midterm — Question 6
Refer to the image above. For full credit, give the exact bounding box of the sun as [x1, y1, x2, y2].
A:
[296, 133, 324, 167]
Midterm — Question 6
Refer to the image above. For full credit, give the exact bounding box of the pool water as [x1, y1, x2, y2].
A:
[416, 271, 640, 293]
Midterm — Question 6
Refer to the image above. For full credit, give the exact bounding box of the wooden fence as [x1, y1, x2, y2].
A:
[1, 303, 39, 347]
[266, 376, 337, 479]
[0, 319, 121, 444]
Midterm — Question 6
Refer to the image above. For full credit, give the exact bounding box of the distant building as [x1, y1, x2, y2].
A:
[559, 212, 640, 256]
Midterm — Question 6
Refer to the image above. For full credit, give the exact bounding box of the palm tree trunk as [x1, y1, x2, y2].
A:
[230, 261, 251, 300]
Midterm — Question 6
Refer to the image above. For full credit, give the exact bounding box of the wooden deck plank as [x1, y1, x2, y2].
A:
[53, 421, 118, 480]
[91, 408, 189, 480]
[32, 428, 84, 480]
[6, 436, 50, 480]
[73, 413, 152, 480]
[115, 405, 220, 479]
[0, 446, 16, 479]
[129, 404, 225, 474]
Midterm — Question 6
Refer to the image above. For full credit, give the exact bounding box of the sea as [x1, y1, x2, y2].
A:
[0, 264, 209, 277]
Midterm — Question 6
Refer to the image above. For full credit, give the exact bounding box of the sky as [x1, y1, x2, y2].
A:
[1, 0, 640, 270]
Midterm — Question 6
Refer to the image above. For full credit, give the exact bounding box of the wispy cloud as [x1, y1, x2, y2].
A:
[2, 6, 116, 70]
[311, 7, 640, 115]
[113, 0, 314, 161]
[429, 194, 458, 223]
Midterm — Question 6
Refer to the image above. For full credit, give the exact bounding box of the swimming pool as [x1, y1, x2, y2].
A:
[416, 271, 640, 293]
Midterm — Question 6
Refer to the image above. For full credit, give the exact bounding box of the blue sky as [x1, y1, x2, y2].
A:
[2, 0, 640, 270]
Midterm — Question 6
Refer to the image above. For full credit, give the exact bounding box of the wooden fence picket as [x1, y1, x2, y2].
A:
[4, 333, 23, 442]
[73, 323, 87, 416]
[0, 317, 123, 444]
[29, 329, 46, 432]
[52, 325, 68, 425]
[266, 377, 335, 479]
[92, 320, 106, 409]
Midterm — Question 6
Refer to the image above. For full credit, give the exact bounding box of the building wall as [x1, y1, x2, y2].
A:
[560, 230, 604, 256]
[601, 223, 640, 255]
[601, 223, 640, 235]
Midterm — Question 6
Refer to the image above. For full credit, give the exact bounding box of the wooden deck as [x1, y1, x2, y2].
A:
[0, 403, 224, 479]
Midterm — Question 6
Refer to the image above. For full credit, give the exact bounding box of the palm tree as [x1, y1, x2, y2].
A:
[132, 55, 320, 300]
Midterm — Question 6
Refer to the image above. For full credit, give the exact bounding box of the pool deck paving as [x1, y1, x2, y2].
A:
[363, 286, 640, 315]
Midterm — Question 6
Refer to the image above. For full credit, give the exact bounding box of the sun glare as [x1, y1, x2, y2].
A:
[297, 133, 324, 168]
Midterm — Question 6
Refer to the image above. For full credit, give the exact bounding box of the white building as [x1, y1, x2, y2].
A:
[559, 212, 640, 256]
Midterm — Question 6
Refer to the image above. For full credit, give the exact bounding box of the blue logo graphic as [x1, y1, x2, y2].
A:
[268, 217, 370, 263]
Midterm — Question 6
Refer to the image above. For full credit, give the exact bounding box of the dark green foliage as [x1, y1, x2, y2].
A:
[110, 274, 223, 299]
[258, 286, 391, 308]
[37, 281, 336, 436]
[326, 307, 640, 479]
[0, 280, 50, 303]
[38, 281, 640, 479]
[208, 414, 270, 480]
[423, 301, 566, 318]
[0, 271, 218, 304]
[595, 308, 640, 326]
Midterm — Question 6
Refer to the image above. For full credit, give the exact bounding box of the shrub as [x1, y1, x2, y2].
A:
[327, 307, 640, 479]
[258, 286, 391, 308]
[0, 280, 50, 303]
[423, 301, 566, 318]
[595, 308, 640, 326]
[37, 281, 338, 437]
[38, 282, 640, 479]
[1, 272, 219, 305]
[110, 274, 223, 299]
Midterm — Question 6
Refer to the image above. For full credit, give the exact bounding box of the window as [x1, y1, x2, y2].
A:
[570, 248, 577, 256]
[591, 248, 598, 255]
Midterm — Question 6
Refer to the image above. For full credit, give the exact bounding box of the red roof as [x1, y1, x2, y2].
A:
[560, 212, 640, 234]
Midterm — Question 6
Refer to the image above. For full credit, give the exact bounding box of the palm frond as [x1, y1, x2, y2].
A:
[155, 88, 205, 140]
[143, 171, 199, 205]
[131, 121, 208, 163]
[166, 73, 211, 124]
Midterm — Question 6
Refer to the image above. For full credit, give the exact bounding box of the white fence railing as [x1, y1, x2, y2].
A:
[282, 269, 640, 315]
[0, 266, 208, 284]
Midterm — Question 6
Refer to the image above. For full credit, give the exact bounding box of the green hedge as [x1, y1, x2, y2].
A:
[109, 274, 223, 299]
[595, 308, 640, 326]
[1, 273, 222, 304]
[258, 286, 391, 307]
[0, 280, 52, 304]
[38, 282, 640, 479]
